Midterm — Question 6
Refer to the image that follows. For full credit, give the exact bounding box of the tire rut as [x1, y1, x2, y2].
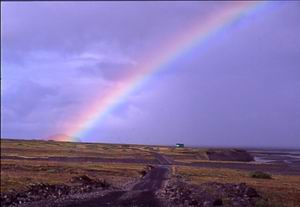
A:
[62, 166, 170, 207]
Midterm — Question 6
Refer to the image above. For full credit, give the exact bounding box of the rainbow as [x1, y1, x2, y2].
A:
[56, 2, 267, 142]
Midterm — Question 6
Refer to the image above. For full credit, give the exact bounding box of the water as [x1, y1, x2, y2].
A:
[250, 149, 300, 165]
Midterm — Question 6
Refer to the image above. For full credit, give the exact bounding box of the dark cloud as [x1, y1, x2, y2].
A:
[1, 1, 228, 63]
[2, 80, 58, 119]
[1, 1, 300, 148]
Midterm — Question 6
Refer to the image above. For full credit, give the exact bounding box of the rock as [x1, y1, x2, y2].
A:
[203, 201, 211, 207]
[213, 198, 223, 206]
[245, 187, 259, 198]
[1, 178, 111, 207]
[146, 165, 154, 170]
[70, 175, 92, 183]
[189, 199, 198, 206]
[70, 175, 110, 189]
[140, 170, 147, 177]
[159, 178, 260, 207]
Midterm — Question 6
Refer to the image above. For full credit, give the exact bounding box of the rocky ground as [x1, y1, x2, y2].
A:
[1, 175, 112, 207]
[2, 149, 296, 206]
[1, 166, 269, 207]
[157, 176, 263, 207]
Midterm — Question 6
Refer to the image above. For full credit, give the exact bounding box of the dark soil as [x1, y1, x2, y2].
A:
[249, 171, 272, 179]
[0, 166, 169, 207]
[1, 149, 299, 206]
[1, 165, 274, 207]
[206, 149, 254, 162]
[1, 176, 111, 207]
[60, 166, 169, 207]
[158, 177, 262, 207]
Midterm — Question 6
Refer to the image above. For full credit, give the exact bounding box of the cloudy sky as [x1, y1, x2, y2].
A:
[1, 1, 300, 148]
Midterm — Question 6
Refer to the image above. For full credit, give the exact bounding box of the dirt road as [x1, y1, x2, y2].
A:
[151, 152, 172, 165]
[61, 166, 169, 207]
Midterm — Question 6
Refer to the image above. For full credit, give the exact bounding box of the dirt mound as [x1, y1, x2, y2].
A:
[159, 178, 261, 206]
[70, 175, 110, 188]
[206, 149, 254, 162]
[1, 176, 110, 207]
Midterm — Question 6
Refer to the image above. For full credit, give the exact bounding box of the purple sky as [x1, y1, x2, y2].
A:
[1, 2, 300, 148]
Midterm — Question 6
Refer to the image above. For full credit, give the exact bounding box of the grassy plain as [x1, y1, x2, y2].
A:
[175, 166, 300, 207]
[1, 139, 152, 192]
[1, 139, 155, 160]
[1, 139, 300, 207]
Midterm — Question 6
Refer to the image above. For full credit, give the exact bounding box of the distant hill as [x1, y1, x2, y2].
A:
[206, 149, 254, 162]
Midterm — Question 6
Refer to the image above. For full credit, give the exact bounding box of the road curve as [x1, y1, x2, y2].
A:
[62, 166, 169, 207]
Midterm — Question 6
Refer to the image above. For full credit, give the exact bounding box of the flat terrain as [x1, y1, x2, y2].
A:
[62, 166, 169, 207]
[1, 139, 300, 206]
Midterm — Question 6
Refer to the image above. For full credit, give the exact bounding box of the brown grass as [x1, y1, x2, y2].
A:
[1, 159, 145, 193]
[1, 139, 154, 160]
[1, 139, 299, 207]
[1, 139, 151, 193]
[176, 166, 300, 207]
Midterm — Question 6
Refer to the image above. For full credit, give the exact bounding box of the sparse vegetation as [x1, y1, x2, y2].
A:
[250, 171, 272, 179]
[175, 166, 300, 207]
[1, 159, 145, 193]
[1, 139, 299, 207]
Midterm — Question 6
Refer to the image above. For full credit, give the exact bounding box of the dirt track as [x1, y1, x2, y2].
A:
[61, 166, 169, 207]
[2, 149, 300, 206]
[16, 166, 169, 207]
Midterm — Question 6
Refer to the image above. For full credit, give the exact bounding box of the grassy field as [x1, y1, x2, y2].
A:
[1, 139, 300, 207]
[1, 139, 153, 193]
[1, 159, 145, 193]
[1, 139, 205, 193]
[175, 166, 300, 207]
[1, 139, 155, 160]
